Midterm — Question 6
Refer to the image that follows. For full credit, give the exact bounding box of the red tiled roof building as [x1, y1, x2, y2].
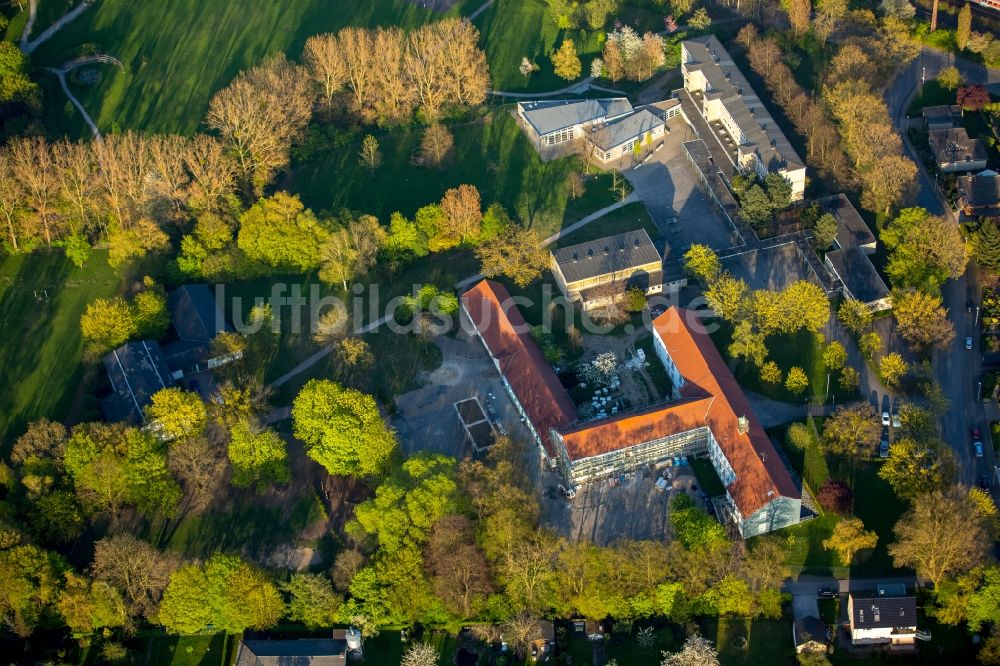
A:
[460, 280, 801, 537]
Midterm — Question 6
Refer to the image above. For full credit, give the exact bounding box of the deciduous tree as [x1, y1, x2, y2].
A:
[227, 419, 290, 490]
[823, 341, 848, 370]
[890, 487, 991, 587]
[893, 288, 956, 351]
[683, 244, 721, 283]
[91, 535, 177, 620]
[302, 33, 346, 108]
[958, 2, 972, 50]
[729, 321, 768, 368]
[821, 403, 880, 457]
[284, 573, 342, 629]
[420, 124, 454, 169]
[552, 39, 582, 80]
[705, 274, 747, 321]
[879, 438, 955, 499]
[787, 0, 812, 38]
[837, 298, 872, 334]
[358, 135, 381, 173]
[823, 517, 877, 566]
[476, 224, 548, 287]
[440, 184, 482, 245]
[292, 379, 397, 477]
[145, 388, 208, 441]
[879, 352, 908, 389]
[238, 192, 330, 272]
[785, 367, 809, 395]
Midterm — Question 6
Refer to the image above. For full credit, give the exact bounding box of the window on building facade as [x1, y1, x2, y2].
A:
[545, 127, 575, 146]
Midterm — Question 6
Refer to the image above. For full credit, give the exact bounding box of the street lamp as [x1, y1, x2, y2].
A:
[978, 381, 983, 403]
[976, 306, 981, 327]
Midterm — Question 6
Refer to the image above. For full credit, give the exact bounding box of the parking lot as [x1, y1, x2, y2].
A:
[625, 122, 741, 252]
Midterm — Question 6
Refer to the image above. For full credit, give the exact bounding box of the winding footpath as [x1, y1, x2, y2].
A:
[20, 0, 94, 55]
[43, 55, 123, 141]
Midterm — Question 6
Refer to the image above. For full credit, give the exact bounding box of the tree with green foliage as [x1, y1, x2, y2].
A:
[738, 184, 774, 227]
[0, 42, 39, 105]
[811, 212, 839, 250]
[760, 360, 783, 385]
[786, 422, 813, 450]
[879, 438, 955, 499]
[0, 544, 68, 637]
[729, 321, 767, 368]
[893, 288, 955, 351]
[80, 297, 137, 355]
[351, 453, 459, 552]
[292, 380, 397, 478]
[937, 66, 964, 90]
[385, 212, 429, 261]
[57, 572, 128, 635]
[683, 244, 721, 283]
[670, 494, 728, 551]
[358, 134, 381, 173]
[764, 173, 792, 210]
[145, 388, 208, 440]
[839, 366, 860, 390]
[859, 331, 881, 357]
[479, 202, 512, 243]
[688, 7, 712, 30]
[624, 285, 647, 312]
[782, 281, 830, 334]
[30, 490, 85, 544]
[822, 341, 847, 370]
[704, 274, 747, 321]
[238, 192, 330, 272]
[976, 220, 1000, 273]
[227, 419, 291, 490]
[63, 423, 181, 517]
[821, 403, 880, 457]
[958, 2, 972, 50]
[552, 39, 582, 80]
[132, 280, 170, 338]
[890, 488, 991, 587]
[823, 517, 877, 566]
[879, 352, 908, 388]
[785, 366, 809, 395]
[158, 554, 284, 634]
[881, 208, 968, 292]
[837, 298, 873, 335]
[284, 573, 342, 629]
[966, 566, 1000, 632]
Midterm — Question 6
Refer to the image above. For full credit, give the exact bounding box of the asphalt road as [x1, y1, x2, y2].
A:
[884, 47, 998, 488]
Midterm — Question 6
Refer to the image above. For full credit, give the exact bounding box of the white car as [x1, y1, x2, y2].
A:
[892, 410, 901, 428]
[882, 411, 891, 426]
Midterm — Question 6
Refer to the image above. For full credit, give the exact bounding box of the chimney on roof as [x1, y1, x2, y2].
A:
[572, 252, 578, 263]
[737, 415, 749, 434]
[603, 246, 610, 255]
[587, 249, 594, 259]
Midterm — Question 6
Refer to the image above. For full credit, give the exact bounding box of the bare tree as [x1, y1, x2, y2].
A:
[92, 131, 153, 232]
[358, 135, 381, 173]
[440, 184, 481, 244]
[372, 26, 415, 124]
[406, 23, 449, 121]
[91, 534, 179, 620]
[167, 435, 228, 512]
[0, 152, 25, 250]
[183, 134, 236, 213]
[302, 33, 347, 108]
[9, 136, 60, 246]
[52, 139, 99, 237]
[339, 26, 375, 113]
[348, 214, 385, 277]
[205, 54, 313, 195]
[420, 123, 454, 169]
[147, 134, 191, 221]
[425, 515, 493, 617]
[438, 18, 490, 107]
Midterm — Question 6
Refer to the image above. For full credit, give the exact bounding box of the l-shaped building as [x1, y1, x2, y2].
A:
[460, 279, 801, 538]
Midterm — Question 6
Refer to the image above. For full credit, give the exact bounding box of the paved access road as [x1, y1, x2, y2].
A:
[885, 47, 997, 489]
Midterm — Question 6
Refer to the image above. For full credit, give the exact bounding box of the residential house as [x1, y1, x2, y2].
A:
[929, 127, 988, 173]
[793, 616, 829, 654]
[101, 341, 174, 424]
[161, 284, 231, 377]
[816, 193, 877, 254]
[958, 169, 1000, 218]
[550, 229, 665, 310]
[517, 98, 633, 151]
[680, 35, 806, 200]
[587, 108, 666, 164]
[922, 104, 962, 131]
[847, 591, 918, 648]
[460, 280, 802, 537]
[825, 247, 892, 312]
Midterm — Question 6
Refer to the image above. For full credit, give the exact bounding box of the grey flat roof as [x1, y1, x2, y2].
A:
[959, 171, 1000, 207]
[929, 127, 988, 164]
[682, 35, 803, 171]
[922, 104, 962, 124]
[236, 639, 347, 666]
[552, 229, 661, 284]
[592, 109, 665, 150]
[826, 247, 890, 304]
[816, 194, 876, 249]
[518, 98, 633, 136]
[850, 595, 917, 630]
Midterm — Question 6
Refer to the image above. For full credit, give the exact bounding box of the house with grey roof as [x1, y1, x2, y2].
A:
[101, 341, 174, 425]
[235, 638, 348, 666]
[680, 35, 806, 200]
[825, 246, 892, 312]
[922, 104, 962, 131]
[161, 284, 231, 374]
[929, 127, 989, 173]
[517, 98, 633, 150]
[550, 229, 668, 309]
[847, 590, 918, 648]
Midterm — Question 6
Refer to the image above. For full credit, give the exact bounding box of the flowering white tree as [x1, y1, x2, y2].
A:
[580, 351, 619, 389]
[590, 57, 604, 78]
[660, 635, 720, 666]
[519, 57, 535, 78]
[402, 642, 440, 666]
[608, 25, 642, 61]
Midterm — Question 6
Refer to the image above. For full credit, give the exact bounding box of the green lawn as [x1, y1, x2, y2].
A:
[691, 457, 726, 497]
[849, 461, 908, 577]
[710, 325, 857, 405]
[554, 201, 660, 248]
[92, 633, 235, 666]
[31, 0, 475, 135]
[0, 251, 122, 452]
[776, 418, 830, 493]
[288, 112, 614, 239]
[907, 80, 956, 116]
[698, 617, 793, 666]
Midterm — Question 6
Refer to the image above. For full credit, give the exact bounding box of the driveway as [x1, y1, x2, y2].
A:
[624, 121, 741, 252]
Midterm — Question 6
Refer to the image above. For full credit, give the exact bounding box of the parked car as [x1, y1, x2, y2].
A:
[881, 410, 891, 426]
[891, 407, 901, 429]
[972, 426, 982, 441]
[879, 427, 890, 458]
[817, 587, 837, 598]
[966, 336, 974, 350]
[976, 441, 985, 458]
